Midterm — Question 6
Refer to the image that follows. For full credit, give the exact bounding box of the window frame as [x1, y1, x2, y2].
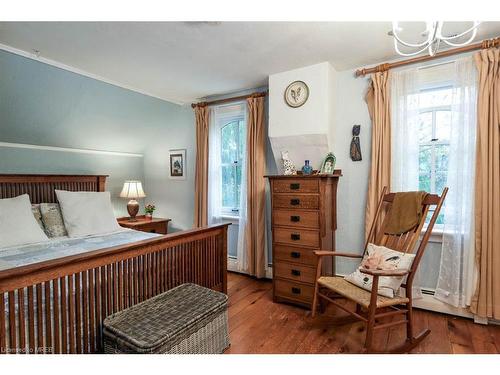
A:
[418, 106, 451, 193]
[417, 85, 453, 230]
[217, 112, 245, 218]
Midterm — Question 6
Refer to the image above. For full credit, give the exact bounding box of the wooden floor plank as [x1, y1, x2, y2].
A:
[295, 307, 358, 353]
[226, 272, 500, 354]
[447, 317, 474, 353]
[226, 290, 280, 353]
[228, 280, 272, 314]
[228, 286, 273, 329]
[487, 323, 500, 353]
[413, 310, 451, 354]
[258, 305, 310, 353]
[227, 273, 251, 295]
[324, 301, 367, 353]
[468, 321, 499, 353]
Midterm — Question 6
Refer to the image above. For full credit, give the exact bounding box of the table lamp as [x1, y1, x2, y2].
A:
[120, 180, 146, 221]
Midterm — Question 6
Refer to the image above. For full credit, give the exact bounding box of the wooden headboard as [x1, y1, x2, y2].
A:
[0, 174, 108, 204]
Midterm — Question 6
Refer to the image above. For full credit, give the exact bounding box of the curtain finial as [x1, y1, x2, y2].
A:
[191, 102, 208, 109]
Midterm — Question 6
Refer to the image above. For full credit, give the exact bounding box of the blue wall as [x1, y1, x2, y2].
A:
[0, 50, 195, 228]
[0, 146, 144, 216]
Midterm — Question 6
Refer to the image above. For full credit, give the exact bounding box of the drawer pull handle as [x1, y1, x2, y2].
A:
[290, 198, 300, 206]
[291, 269, 301, 276]
[290, 183, 300, 190]
[290, 215, 301, 222]
[290, 251, 301, 259]
[291, 287, 301, 295]
[291, 233, 301, 241]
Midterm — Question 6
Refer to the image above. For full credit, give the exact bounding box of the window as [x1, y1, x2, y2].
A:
[220, 116, 246, 215]
[391, 59, 477, 312]
[417, 86, 452, 225]
[392, 66, 457, 228]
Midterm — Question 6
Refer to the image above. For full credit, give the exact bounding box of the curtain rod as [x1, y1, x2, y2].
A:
[355, 37, 500, 77]
[191, 90, 268, 108]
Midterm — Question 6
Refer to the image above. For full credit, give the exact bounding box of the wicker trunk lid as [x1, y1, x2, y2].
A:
[103, 283, 229, 353]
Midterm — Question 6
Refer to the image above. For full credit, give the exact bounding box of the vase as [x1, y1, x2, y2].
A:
[145, 213, 153, 220]
[301, 160, 313, 175]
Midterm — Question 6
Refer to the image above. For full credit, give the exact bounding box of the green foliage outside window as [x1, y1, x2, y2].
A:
[417, 87, 452, 225]
[221, 119, 246, 213]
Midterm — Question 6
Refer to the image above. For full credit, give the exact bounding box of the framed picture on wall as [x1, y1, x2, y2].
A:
[169, 149, 186, 180]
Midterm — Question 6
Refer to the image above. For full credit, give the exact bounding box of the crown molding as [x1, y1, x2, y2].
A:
[0, 43, 187, 106]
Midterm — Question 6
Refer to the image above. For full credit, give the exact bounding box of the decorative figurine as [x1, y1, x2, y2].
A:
[350, 125, 362, 161]
[320, 153, 336, 174]
[301, 160, 313, 175]
[281, 151, 297, 175]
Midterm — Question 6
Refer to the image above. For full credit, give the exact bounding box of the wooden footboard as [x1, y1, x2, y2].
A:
[0, 224, 229, 354]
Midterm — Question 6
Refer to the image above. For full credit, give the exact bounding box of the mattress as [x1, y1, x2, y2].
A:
[0, 229, 160, 271]
[1, 229, 161, 353]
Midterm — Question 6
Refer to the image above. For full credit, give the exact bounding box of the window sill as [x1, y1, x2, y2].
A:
[221, 215, 239, 223]
[421, 226, 444, 243]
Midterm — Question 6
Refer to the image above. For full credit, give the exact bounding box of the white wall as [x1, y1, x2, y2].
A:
[332, 70, 372, 274]
[268, 62, 338, 171]
[328, 63, 338, 150]
[269, 62, 333, 139]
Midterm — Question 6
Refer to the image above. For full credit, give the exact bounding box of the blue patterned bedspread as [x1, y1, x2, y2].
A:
[0, 229, 161, 272]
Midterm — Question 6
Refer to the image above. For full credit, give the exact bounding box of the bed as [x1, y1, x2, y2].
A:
[0, 174, 229, 354]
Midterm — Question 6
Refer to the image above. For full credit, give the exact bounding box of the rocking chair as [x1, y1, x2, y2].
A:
[311, 187, 448, 353]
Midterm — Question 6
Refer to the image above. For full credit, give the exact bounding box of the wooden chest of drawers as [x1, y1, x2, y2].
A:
[267, 172, 341, 309]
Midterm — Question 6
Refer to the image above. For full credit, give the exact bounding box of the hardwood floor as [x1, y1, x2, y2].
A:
[225, 272, 500, 354]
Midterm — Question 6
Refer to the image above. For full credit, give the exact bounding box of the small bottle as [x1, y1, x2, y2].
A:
[302, 160, 313, 175]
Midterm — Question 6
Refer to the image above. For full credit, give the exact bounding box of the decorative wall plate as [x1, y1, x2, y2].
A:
[284, 80, 309, 108]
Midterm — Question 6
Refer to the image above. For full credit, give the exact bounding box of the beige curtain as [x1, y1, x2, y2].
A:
[244, 96, 267, 278]
[470, 48, 500, 319]
[194, 105, 210, 227]
[364, 71, 391, 241]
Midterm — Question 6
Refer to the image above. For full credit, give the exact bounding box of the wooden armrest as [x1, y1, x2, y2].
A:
[313, 251, 363, 259]
[359, 268, 409, 277]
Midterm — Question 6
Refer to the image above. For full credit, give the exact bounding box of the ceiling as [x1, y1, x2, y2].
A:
[1, 22, 499, 104]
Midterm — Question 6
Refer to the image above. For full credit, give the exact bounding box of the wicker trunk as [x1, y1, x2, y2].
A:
[103, 283, 230, 354]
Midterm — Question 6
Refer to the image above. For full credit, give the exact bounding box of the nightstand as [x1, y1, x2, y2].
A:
[117, 216, 171, 234]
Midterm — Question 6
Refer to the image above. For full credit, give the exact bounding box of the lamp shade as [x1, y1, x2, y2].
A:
[120, 181, 146, 199]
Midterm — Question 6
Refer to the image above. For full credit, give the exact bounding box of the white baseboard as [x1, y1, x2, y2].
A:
[473, 315, 488, 325]
[265, 265, 273, 279]
[227, 258, 273, 279]
[412, 294, 474, 319]
[227, 258, 239, 273]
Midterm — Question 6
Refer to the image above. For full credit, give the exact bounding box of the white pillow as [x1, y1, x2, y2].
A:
[55, 190, 121, 237]
[344, 243, 415, 298]
[0, 194, 49, 249]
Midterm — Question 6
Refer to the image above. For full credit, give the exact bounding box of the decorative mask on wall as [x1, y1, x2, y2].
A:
[350, 125, 362, 162]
